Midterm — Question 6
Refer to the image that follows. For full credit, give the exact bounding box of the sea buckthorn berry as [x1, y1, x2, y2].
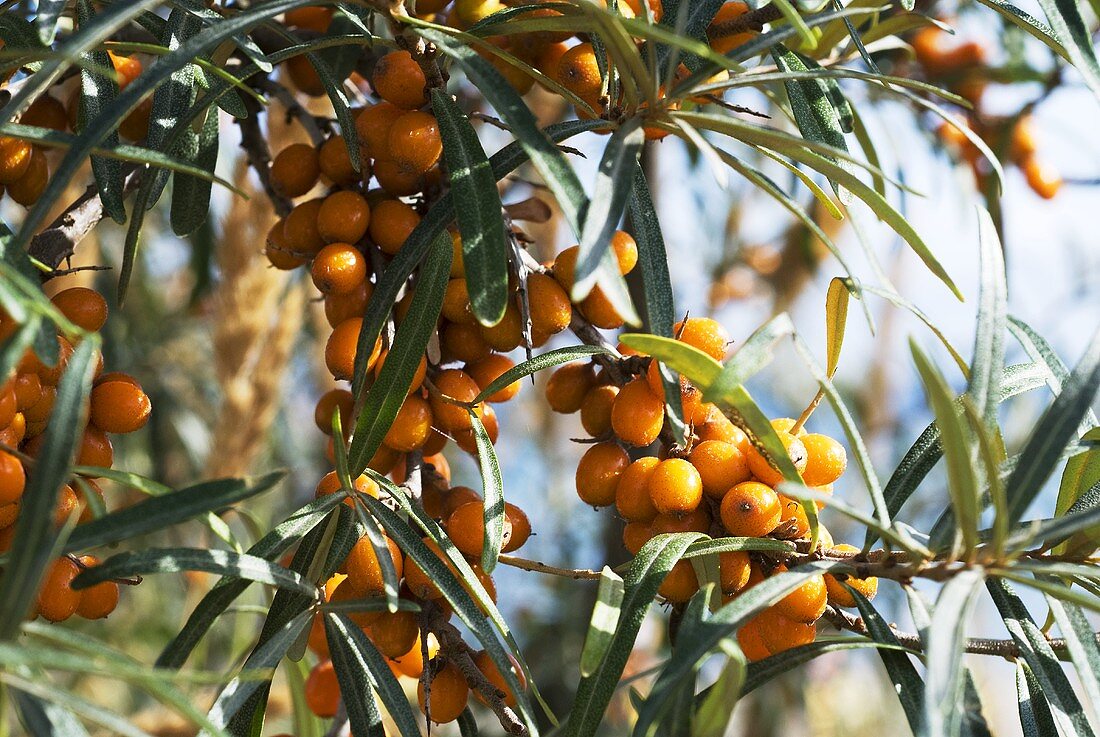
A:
[266, 219, 305, 270]
[392, 633, 439, 678]
[373, 158, 429, 196]
[466, 353, 519, 403]
[823, 543, 879, 607]
[311, 243, 367, 296]
[437, 485, 481, 520]
[1023, 157, 1062, 200]
[744, 432, 808, 487]
[579, 288, 625, 330]
[659, 560, 700, 604]
[473, 651, 526, 708]
[610, 231, 638, 274]
[318, 135, 358, 186]
[442, 278, 475, 324]
[580, 384, 619, 437]
[369, 199, 421, 255]
[373, 50, 428, 110]
[719, 551, 751, 594]
[7, 146, 48, 206]
[88, 379, 151, 434]
[0, 387, 15, 428]
[503, 504, 531, 553]
[528, 272, 573, 338]
[20, 94, 68, 131]
[356, 102, 404, 159]
[119, 97, 152, 141]
[696, 411, 747, 447]
[346, 535, 403, 596]
[689, 440, 751, 499]
[36, 557, 82, 622]
[446, 500, 510, 557]
[404, 537, 451, 599]
[318, 191, 371, 245]
[480, 303, 523, 352]
[283, 198, 326, 255]
[576, 441, 630, 507]
[623, 521, 653, 554]
[14, 373, 41, 411]
[0, 452, 26, 506]
[384, 394, 433, 452]
[324, 280, 372, 328]
[285, 55, 325, 96]
[673, 317, 729, 361]
[708, 2, 757, 55]
[270, 143, 320, 198]
[648, 458, 703, 516]
[326, 318, 381, 381]
[23, 385, 56, 423]
[453, 402, 498, 454]
[388, 111, 443, 174]
[623, 0, 664, 21]
[737, 615, 771, 662]
[776, 495, 810, 538]
[800, 433, 847, 486]
[616, 456, 660, 521]
[370, 609, 421, 658]
[720, 481, 781, 537]
[770, 417, 807, 437]
[51, 287, 108, 333]
[0, 136, 33, 184]
[611, 378, 664, 447]
[651, 506, 712, 535]
[454, 0, 504, 25]
[430, 368, 481, 432]
[305, 660, 341, 718]
[545, 362, 596, 414]
[108, 51, 142, 88]
[773, 572, 827, 624]
[74, 555, 119, 619]
[77, 426, 113, 470]
[286, 6, 334, 31]
[418, 660, 469, 724]
[314, 388, 354, 434]
[551, 245, 579, 291]
[316, 470, 380, 506]
[557, 43, 603, 99]
[758, 609, 816, 654]
[366, 443, 401, 474]
[442, 322, 492, 364]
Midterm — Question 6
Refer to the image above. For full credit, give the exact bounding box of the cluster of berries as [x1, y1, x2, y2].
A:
[0, 287, 151, 623]
[549, 316, 877, 661]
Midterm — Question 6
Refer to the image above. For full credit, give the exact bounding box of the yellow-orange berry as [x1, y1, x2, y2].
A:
[305, 660, 341, 718]
[388, 110, 442, 174]
[441, 278, 474, 325]
[324, 280, 372, 328]
[315, 388, 355, 434]
[545, 362, 596, 414]
[271, 143, 320, 198]
[718, 550, 751, 594]
[346, 535, 403, 596]
[623, 520, 653, 554]
[823, 544, 879, 607]
[36, 557, 82, 622]
[317, 191, 371, 245]
[503, 504, 531, 553]
[576, 441, 630, 507]
[418, 660, 469, 723]
[744, 432, 808, 487]
[286, 6, 334, 31]
[800, 433, 846, 486]
[369, 199, 421, 255]
[0, 136, 33, 184]
[528, 272, 572, 339]
[51, 287, 108, 333]
[0, 451, 25, 506]
[651, 506, 711, 536]
[265, 218, 305, 270]
[736, 615, 771, 662]
[473, 651, 526, 707]
[708, 2, 757, 55]
[557, 43, 602, 99]
[758, 609, 816, 654]
[442, 322, 492, 364]
[404, 538, 451, 600]
[1023, 157, 1062, 200]
[318, 135, 358, 186]
[447, 500, 508, 557]
[465, 353, 519, 403]
[326, 318, 371, 381]
[772, 567, 827, 623]
[430, 368, 481, 432]
[648, 458, 702, 516]
[479, 303, 523, 352]
[551, 245, 579, 291]
[74, 555, 119, 619]
[384, 394, 433, 452]
[283, 198, 326, 255]
[658, 560, 700, 603]
[20, 94, 68, 132]
[579, 287, 624, 330]
[373, 50, 428, 110]
[311, 243, 367, 296]
[7, 146, 48, 206]
[580, 384, 618, 437]
[88, 379, 151, 434]
[615, 456, 660, 521]
[674, 317, 729, 361]
[356, 102, 404, 159]
[76, 426, 113, 470]
[610, 231, 638, 274]
[689, 440, 751, 499]
[611, 378, 664, 447]
[719, 481, 781, 537]
[316, 470, 380, 506]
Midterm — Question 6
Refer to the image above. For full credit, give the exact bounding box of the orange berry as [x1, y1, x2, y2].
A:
[658, 560, 699, 603]
[651, 506, 711, 535]
[503, 504, 531, 553]
[51, 287, 108, 332]
[528, 272, 573, 339]
[270, 143, 320, 198]
[551, 245, 579, 291]
[345, 535, 403, 596]
[1023, 157, 1062, 200]
[446, 500, 504, 557]
[453, 402, 498, 454]
[388, 111, 442, 174]
[758, 609, 816, 654]
[7, 146, 48, 206]
[615, 456, 660, 521]
[441, 322, 492, 364]
[36, 557, 82, 622]
[0, 451, 25, 506]
[622, 0, 663, 21]
[373, 50, 428, 110]
[576, 441, 630, 507]
[545, 361, 596, 414]
[0, 136, 33, 184]
[283, 198, 326, 255]
[391, 633, 438, 678]
[465, 353, 519, 403]
[370, 609, 420, 657]
[311, 243, 367, 296]
[285, 55, 325, 96]
[736, 615, 771, 662]
[674, 317, 729, 361]
[430, 368, 481, 432]
[473, 651, 526, 707]
[0, 387, 15, 429]
[20, 94, 68, 132]
[13, 373, 42, 411]
[384, 394, 433, 452]
[74, 555, 119, 619]
[770, 417, 807, 437]
[314, 388, 354, 434]
[356, 102, 404, 159]
[800, 434, 847, 486]
[776, 494, 810, 538]
[689, 440, 751, 499]
[744, 432, 808, 487]
[88, 379, 151, 434]
[610, 378, 664, 447]
[326, 318, 382, 381]
[479, 303, 523, 352]
[22, 385, 56, 423]
[265, 218, 305, 270]
[316, 470, 380, 506]
[648, 458, 702, 516]
[418, 660, 469, 723]
[719, 481, 781, 537]
[610, 231, 638, 274]
[623, 520, 653, 554]
[318, 135, 358, 186]
[76, 426, 113, 470]
[324, 280, 373, 328]
[580, 384, 618, 437]
[718, 550, 751, 594]
[305, 660, 341, 718]
[317, 191, 371, 245]
[557, 43, 603, 99]
[374, 159, 430, 196]
[369, 199, 421, 255]
[403, 537, 451, 599]
[579, 288, 624, 330]
[441, 278, 474, 325]
[824, 544, 879, 607]
[708, 2, 757, 55]
[285, 6, 334, 31]
[108, 52, 142, 88]
[772, 568, 827, 623]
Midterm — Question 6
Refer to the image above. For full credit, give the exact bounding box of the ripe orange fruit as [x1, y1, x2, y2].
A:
[545, 362, 596, 413]
[285, 55, 326, 96]
[388, 111, 443, 174]
[370, 609, 420, 657]
[22, 384, 55, 424]
[316, 470, 380, 506]
[579, 287, 624, 330]
[324, 280, 372, 328]
[383, 394, 433, 451]
[0, 136, 33, 184]
[772, 567, 827, 623]
[674, 317, 729, 361]
[315, 388, 355, 434]
[285, 6, 334, 31]
[441, 322, 492, 364]
[51, 287, 108, 333]
[576, 441, 630, 507]
[800, 433, 847, 486]
[6, 146, 48, 206]
[270, 143, 320, 198]
[615, 456, 660, 521]
[36, 557, 82, 622]
[658, 560, 699, 603]
[824, 544, 879, 606]
[345, 535, 403, 595]
[403, 537, 451, 599]
[446, 500, 501, 557]
[283, 198, 326, 255]
[708, 2, 757, 55]
[648, 458, 702, 516]
[718, 550, 751, 594]
[473, 651, 526, 707]
[325, 318, 381, 381]
[0, 451, 26, 506]
[557, 43, 603, 99]
[88, 379, 151, 434]
[623, 520, 653, 554]
[391, 633, 438, 678]
[0, 387, 16, 430]
[441, 278, 474, 325]
[479, 303, 523, 352]
[744, 432, 808, 487]
[580, 384, 619, 437]
[305, 660, 341, 718]
[736, 615, 771, 662]
[610, 378, 664, 447]
[265, 219, 305, 270]
[374, 158, 430, 196]
[318, 135, 358, 186]
[356, 101, 404, 159]
[528, 272, 573, 340]
[465, 353, 520, 403]
[317, 191, 371, 245]
[373, 50, 428, 110]
[719, 481, 781, 537]
[429, 368, 481, 432]
[20, 94, 68, 132]
[503, 503, 531, 553]
[76, 426, 114, 470]
[74, 555, 119, 619]
[610, 231, 638, 274]
[622, 0, 663, 21]
[13, 373, 42, 411]
[776, 494, 810, 538]
[311, 243, 368, 296]
[758, 609, 816, 654]
[1023, 157, 1062, 200]
[651, 506, 711, 535]
[417, 660, 469, 723]
[689, 440, 751, 498]
[551, 245, 580, 291]
[369, 199, 421, 255]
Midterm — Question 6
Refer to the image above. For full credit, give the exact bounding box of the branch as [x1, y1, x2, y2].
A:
[498, 554, 605, 580]
[237, 94, 293, 218]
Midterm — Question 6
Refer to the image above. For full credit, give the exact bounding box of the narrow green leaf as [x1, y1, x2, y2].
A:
[1017, 661, 1059, 737]
[11, 688, 93, 737]
[77, 0, 125, 224]
[1034, 0, 1100, 103]
[170, 105, 220, 236]
[472, 345, 612, 404]
[824, 277, 850, 378]
[469, 411, 505, 573]
[1043, 591, 1100, 731]
[618, 334, 723, 391]
[431, 89, 509, 327]
[691, 656, 745, 737]
[924, 569, 984, 737]
[848, 586, 924, 732]
[972, 0, 1068, 61]
[969, 209, 1007, 428]
[579, 568, 625, 678]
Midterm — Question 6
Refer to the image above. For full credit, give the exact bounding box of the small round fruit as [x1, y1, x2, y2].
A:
[369, 199, 421, 255]
[503, 504, 531, 553]
[326, 318, 382, 381]
[527, 272, 572, 338]
[36, 557, 82, 622]
[610, 231, 638, 274]
[823, 544, 879, 607]
[76, 426, 113, 469]
[417, 660, 469, 723]
[0, 451, 26, 505]
[318, 135, 358, 185]
[373, 50, 428, 110]
[623, 521, 653, 554]
[314, 388, 354, 434]
[473, 650, 526, 707]
[88, 379, 151, 434]
[658, 560, 699, 603]
[648, 458, 702, 516]
[312, 243, 368, 296]
[674, 317, 729, 361]
[315, 470, 380, 506]
[545, 362, 596, 414]
[7, 146, 48, 206]
[616, 456, 660, 521]
[719, 481, 781, 537]
[772, 568, 828, 623]
[74, 555, 119, 619]
[737, 615, 771, 662]
[744, 432, 808, 487]
[388, 110, 443, 174]
[283, 198, 326, 255]
[270, 143, 320, 198]
[317, 191, 371, 245]
[800, 433, 847, 486]
[429, 368, 481, 432]
[718, 550, 751, 594]
[384, 394, 433, 452]
[0, 137, 33, 184]
[446, 500, 506, 557]
[370, 609, 420, 657]
[304, 660, 341, 718]
[610, 378, 664, 447]
[758, 609, 816, 654]
[576, 441, 630, 507]
[580, 384, 618, 437]
[557, 43, 602, 99]
[466, 354, 519, 403]
[51, 287, 108, 332]
[689, 440, 751, 499]
[345, 535, 403, 596]
[356, 102, 404, 159]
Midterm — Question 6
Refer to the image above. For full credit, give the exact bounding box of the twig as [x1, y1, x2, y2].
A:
[237, 95, 293, 218]
[498, 554, 605, 580]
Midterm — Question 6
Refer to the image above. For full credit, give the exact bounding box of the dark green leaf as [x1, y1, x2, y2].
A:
[848, 586, 924, 732]
[77, 0, 125, 224]
[924, 570, 985, 737]
[36, 0, 66, 45]
[469, 412, 505, 573]
[968, 209, 1007, 428]
[170, 106, 220, 236]
[1035, 0, 1100, 103]
[471, 345, 611, 404]
[1017, 661, 1059, 737]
